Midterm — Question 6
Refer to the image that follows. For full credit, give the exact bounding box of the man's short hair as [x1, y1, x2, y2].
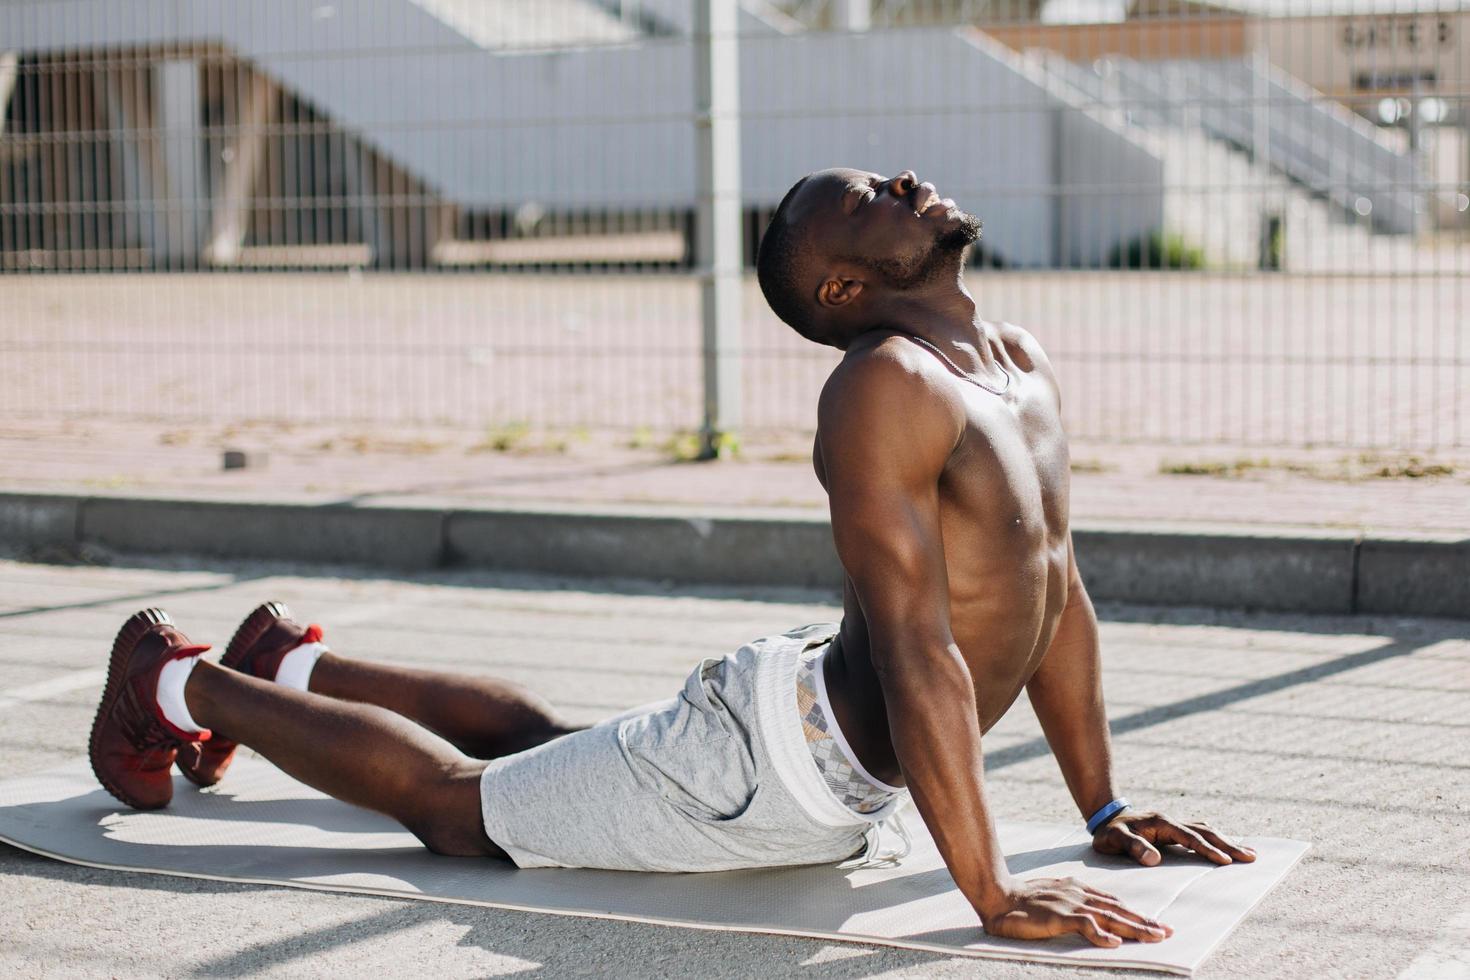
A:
[757, 177, 819, 341]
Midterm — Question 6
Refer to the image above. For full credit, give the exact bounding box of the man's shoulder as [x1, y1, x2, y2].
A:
[826, 323, 1055, 392]
[991, 319, 1037, 344]
[838, 331, 933, 372]
[817, 337, 964, 451]
[990, 320, 1056, 378]
[820, 335, 956, 414]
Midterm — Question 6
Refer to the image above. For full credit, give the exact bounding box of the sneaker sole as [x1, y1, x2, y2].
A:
[222, 601, 293, 674]
[89, 607, 173, 810]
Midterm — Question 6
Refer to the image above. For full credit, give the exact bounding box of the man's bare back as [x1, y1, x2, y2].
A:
[817, 319, 1072, 785]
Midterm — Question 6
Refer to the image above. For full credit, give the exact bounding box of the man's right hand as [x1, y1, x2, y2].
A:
[978, 877, 1173, 947]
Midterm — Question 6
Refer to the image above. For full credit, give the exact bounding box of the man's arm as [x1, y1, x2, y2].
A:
[1027, 539, 1257, 866]
[1024, 541, 1116, 823]
[819, 354, 1162, 948]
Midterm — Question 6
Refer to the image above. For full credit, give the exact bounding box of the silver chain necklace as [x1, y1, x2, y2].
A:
[901, 333, 1011, 396]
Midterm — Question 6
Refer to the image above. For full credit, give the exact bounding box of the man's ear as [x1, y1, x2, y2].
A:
[816, 277, 864, 310]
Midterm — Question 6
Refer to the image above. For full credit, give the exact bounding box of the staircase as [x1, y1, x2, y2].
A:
[1033, 51, 1448, 272]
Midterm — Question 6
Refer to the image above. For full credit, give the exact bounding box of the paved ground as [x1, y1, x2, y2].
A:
[4, 417, 1467, 534]
[1, 556, 1466, 978]
[3, 271, 1467, 450]
[6, 269, 1468, 536]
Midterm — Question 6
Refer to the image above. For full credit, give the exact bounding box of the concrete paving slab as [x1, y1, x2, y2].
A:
[0, 557, 1466, 979]
[5, 273, 1468, 455]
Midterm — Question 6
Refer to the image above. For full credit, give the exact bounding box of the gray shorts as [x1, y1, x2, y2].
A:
[479, 624, 905, 872]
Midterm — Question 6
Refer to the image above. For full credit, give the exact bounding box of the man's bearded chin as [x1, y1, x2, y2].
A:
[875, 210, 983, 290]
[942, 210, 983, 253]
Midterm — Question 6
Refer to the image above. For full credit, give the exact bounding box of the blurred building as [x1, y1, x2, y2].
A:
[1, 0, 1464, 272]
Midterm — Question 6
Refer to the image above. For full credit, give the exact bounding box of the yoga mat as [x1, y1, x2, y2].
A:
[0, 756, 1307, 975]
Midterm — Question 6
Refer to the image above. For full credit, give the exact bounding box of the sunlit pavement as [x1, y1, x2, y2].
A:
[1, 556, 1466, 979]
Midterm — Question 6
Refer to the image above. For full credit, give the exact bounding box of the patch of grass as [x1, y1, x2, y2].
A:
[1159, 459, 1247, 477]
[1107, 232, 1205, 270]
[627, 426, 656, 450]
[662, 430, 704, 462]
[709, 432, 742, 460]
[467, 424, 587, 456]
[345, 435, 445, 455]
[470, 421, 532, 454]
[1159, 457, 1297, 478]
[1160, 452, 1459, 482]
[1069, 458, 1114, 474]
[1359, 454, 1455, 479]
[662, 430, 742, 462]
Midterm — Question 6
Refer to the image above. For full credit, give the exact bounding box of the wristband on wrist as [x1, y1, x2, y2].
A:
[1086, 798, 1131, 835]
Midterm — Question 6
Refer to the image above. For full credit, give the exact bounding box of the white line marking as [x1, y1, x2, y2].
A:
[0, 669, 105, 711]
[1399, 907, 1470, 979]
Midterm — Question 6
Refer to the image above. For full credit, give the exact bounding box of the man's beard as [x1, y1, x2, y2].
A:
[862, 210, 983, 291]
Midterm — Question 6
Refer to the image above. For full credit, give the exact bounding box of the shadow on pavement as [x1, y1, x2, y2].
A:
[0, 571, 268, 622]
[987, 620, 1463, 772]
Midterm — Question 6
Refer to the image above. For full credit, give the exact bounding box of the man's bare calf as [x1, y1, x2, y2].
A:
[186, 661, 503, 856]
[308, 653, 579, 760]
[90, 606, 577, 859]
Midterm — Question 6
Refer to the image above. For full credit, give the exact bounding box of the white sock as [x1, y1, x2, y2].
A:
[155, 655, 205, 735]
[274, 641, 329, 691]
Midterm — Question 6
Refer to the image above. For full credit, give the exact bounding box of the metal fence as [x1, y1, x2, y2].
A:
[1, 0, 1466, 450]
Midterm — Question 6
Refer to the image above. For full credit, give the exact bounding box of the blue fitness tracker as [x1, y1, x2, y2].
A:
[1086, 798, 1131, 835]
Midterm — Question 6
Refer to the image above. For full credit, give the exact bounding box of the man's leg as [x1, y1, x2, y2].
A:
[306, 654, 581, 759]
[184, 659, 505, 858]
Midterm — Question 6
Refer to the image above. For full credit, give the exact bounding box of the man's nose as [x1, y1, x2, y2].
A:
[887, 171, 918, 198]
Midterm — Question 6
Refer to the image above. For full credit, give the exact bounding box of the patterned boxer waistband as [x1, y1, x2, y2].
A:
[794, 646, 904, 815]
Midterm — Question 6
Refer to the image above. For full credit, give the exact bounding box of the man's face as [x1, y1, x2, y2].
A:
[788, 168, 982, 292]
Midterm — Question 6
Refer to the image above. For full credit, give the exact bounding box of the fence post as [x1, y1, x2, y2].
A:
[0, 53, 18, 137]
[156, 60, 207, 268]
[694, 0, 743, 459]
[835, 0, 871, 32]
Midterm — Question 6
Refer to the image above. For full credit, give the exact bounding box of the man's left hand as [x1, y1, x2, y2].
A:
[1092, 811, 1256, 867]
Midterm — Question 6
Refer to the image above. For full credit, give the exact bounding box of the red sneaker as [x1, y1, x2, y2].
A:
[175, 602, 323, 787]
[89, 608, 212, 810]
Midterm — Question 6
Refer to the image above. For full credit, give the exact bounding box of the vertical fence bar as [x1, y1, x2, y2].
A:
[695, 0, 742, 457]
[0, 52, 15, 138]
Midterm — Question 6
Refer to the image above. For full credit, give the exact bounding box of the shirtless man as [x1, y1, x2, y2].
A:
[89, 167, 1253, 950]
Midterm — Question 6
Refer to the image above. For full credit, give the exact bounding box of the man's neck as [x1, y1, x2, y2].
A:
[864, 273, 999, 373]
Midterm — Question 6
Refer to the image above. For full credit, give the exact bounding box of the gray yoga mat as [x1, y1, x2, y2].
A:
[0, 756, 1307, 975]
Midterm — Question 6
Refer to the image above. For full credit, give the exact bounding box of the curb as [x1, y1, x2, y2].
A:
[0, 492, 1464, 618]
